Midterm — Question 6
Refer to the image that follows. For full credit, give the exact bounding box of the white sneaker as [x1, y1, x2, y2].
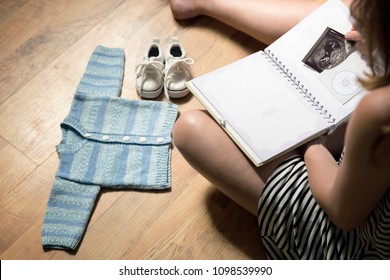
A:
[163, 38, 194, 98]
[135, 38, 165, 99]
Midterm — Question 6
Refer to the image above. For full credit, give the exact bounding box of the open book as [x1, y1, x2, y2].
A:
[186, 0, 370, 166]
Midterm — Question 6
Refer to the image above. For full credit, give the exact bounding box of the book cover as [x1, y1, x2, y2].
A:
[186, 0, 369, 166]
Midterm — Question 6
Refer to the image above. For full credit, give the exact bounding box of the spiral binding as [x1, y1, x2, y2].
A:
[263, 50, 336, 123]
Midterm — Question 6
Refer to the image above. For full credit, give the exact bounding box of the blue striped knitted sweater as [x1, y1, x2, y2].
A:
[42, 46, 178, 250]
[58, 93, 178, 188]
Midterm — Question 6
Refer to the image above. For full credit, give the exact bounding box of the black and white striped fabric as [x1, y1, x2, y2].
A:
[258, 155, 390, 259]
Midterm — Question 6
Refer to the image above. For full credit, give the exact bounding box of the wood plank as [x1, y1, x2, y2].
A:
[0, 0, 29, 23]
[0, 0, 268, 260]
[0, 153, 130, 259]
[0, 0, 190, 165]
[0, 222, 49, 260]
[135, 175, 266, 260]
[0, 0, 125, 104]
[0, 152, 56, 255]
[0, 136, 37, 201]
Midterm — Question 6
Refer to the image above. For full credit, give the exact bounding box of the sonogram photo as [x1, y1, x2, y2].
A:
[302, 27, 355, 73]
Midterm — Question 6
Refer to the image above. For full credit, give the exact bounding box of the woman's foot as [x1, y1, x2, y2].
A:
[169, 0, 203, 20]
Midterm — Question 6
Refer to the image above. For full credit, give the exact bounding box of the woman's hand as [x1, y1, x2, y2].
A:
[300, 135, 326, 156]
[345, 26, 363, 42]
[345, 26, 369, 61]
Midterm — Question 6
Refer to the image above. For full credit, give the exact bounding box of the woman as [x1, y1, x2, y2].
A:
[172, 0, 390, 259]
[169, 0, 352, 45]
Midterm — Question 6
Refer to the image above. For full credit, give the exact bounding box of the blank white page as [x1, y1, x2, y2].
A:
[190, 52, 330, 163]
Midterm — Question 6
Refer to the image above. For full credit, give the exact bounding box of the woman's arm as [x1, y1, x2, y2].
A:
[303, 139, 339, 222]
[304, 89, 390, 231]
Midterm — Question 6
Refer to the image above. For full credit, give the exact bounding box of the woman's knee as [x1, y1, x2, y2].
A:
[172, 110, 210, 149]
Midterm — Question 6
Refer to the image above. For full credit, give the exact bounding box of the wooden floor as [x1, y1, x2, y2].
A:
[0, 0, 267, 259]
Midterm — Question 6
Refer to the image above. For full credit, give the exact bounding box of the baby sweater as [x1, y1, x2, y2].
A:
[42, 46, 178, 250]
[57, 93, 177, 188]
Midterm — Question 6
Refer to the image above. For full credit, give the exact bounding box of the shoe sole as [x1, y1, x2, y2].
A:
[166, 87, 190, 98]
[137, 85, 163, 99]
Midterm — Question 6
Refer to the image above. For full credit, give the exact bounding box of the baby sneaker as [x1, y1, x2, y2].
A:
[163, 37, 194, 98]
[135, 38, 165, 99]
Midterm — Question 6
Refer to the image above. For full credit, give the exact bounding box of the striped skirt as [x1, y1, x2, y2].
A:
[257, 155, 390, 259]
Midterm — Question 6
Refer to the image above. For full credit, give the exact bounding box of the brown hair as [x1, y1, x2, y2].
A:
[350, 0, 390, 89]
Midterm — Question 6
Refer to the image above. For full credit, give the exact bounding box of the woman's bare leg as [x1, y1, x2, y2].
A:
[170, 0, 353, 214]
[172, 110, 297, 215]
[169, 0, 353, 44]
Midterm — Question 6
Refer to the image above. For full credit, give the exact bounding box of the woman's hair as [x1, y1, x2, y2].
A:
[350, 0, 390, 89]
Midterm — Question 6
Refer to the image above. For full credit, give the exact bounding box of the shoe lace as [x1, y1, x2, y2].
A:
[163, 58, 194, 99]
[135, 60, 165, 91]
[163, 57, 194, 75]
